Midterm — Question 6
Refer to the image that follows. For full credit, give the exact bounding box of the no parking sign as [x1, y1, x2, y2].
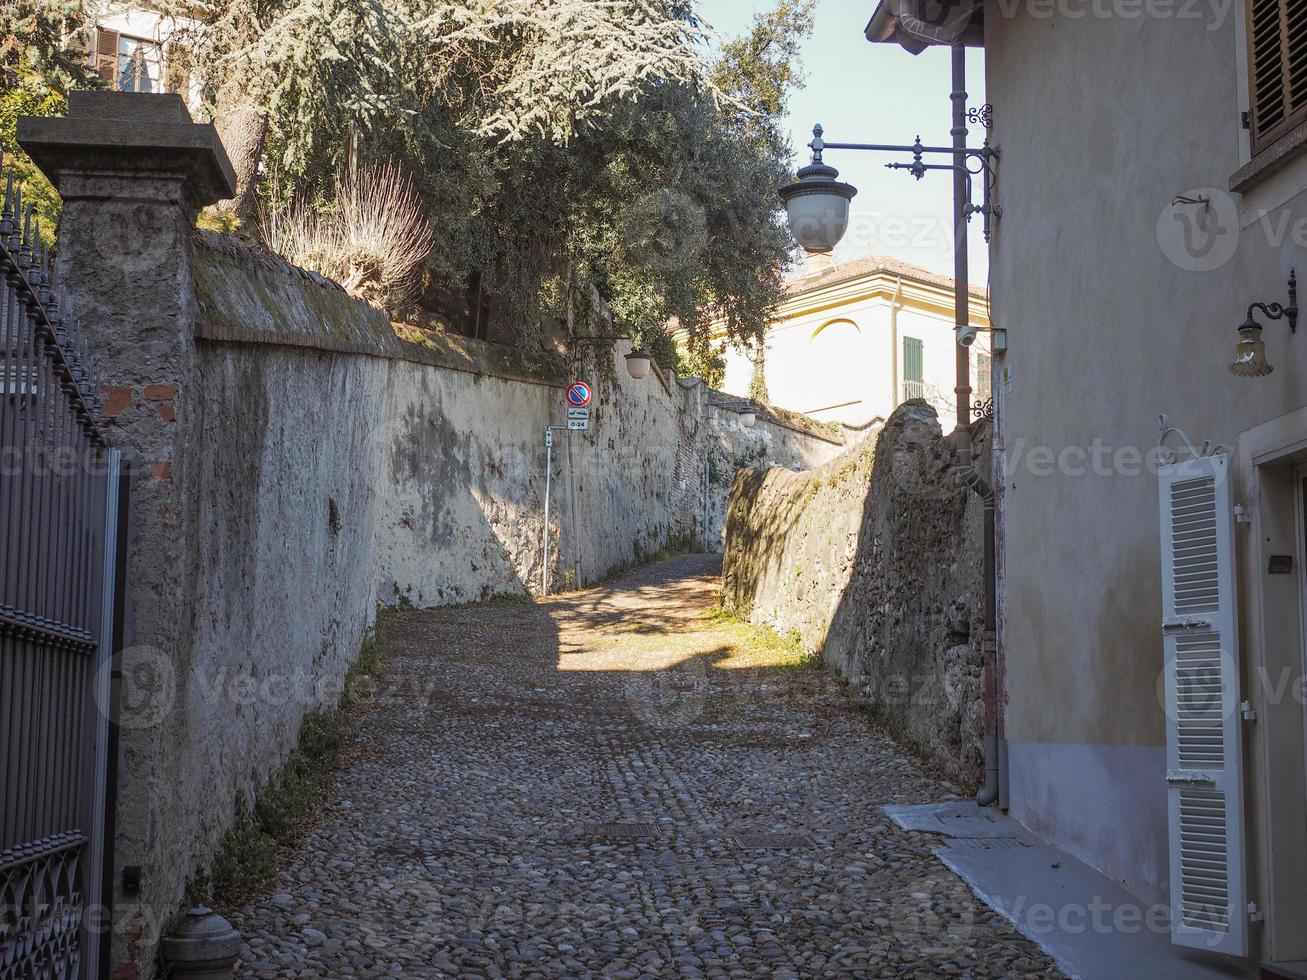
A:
[565, 381, 592, 407]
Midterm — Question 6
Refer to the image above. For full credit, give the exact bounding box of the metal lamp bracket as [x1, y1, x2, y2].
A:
[809, 123, 1003, 243]
[1247, 270, 1298, 334]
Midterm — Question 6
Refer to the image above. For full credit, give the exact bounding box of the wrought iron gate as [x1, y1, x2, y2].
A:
[0, 156, 126, 978]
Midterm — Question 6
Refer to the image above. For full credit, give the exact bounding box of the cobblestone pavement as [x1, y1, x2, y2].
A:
[232, 554, 1061, 978]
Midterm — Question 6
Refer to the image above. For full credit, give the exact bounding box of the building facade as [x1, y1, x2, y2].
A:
[868, 2, 1307, 972]
[709, 255, 991, 426]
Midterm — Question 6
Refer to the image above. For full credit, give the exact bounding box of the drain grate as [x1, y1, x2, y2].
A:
[943, 837, 1033, 851]
[583, 822, 664, 840]
[734, 833, 813, 850]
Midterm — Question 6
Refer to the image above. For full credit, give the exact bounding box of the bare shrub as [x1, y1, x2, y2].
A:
[258, 163, 432, 311]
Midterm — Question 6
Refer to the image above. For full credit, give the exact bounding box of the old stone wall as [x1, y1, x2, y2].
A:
[722, 402, 987, 787]
[702, 392, 848, 553]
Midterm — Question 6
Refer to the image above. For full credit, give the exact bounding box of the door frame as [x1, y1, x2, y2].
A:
[1237, 409, 1307, 963]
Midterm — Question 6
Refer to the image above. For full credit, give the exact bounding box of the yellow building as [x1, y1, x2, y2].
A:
[700, 254, 990, 427]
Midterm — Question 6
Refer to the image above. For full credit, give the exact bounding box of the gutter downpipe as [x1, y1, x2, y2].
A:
[946, 43, 1001, 808]
[890, 275, 903, 410]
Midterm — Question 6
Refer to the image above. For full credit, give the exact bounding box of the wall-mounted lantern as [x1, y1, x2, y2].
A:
[624, 349, 653, 380]
[739, 409, 757, 428]
[1231, 270, 1298, 378]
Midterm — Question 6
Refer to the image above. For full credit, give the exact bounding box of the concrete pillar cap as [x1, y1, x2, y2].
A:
[17, 91, 236, 206]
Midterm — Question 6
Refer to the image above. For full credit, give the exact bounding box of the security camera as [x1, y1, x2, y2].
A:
[956, 324, 979, 347]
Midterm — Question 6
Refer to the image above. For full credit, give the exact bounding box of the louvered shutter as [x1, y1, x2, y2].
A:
[1158, 453, 1246, 956]
[903, 336, 924, 400]
[1246, 0, 1307, 153]
[91, 28, 120, 89]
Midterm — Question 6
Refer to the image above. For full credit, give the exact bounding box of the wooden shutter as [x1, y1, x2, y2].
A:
[903, 337, 924, 401]
[1246, 0, 1307, 153]
[1158, 454, 1247, 956]
[91, 28, 120, 89]
[976, 352, 992, 402]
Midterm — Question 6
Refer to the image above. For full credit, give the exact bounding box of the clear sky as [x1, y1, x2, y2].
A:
[699, 0, 990, 287]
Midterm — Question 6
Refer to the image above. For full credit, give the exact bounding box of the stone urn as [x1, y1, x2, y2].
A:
[160, 906, 241, 979]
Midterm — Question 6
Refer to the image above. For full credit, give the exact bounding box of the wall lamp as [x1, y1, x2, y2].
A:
[1230, 270, 1298, 378]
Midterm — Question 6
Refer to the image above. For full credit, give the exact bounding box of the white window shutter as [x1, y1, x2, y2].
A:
[1158, 453, 1246, 956]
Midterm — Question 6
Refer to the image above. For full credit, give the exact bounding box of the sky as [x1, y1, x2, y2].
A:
[699, 0, 990, 286]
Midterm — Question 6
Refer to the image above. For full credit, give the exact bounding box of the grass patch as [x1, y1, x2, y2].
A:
[702, 602, 814, 670]
[185, 629, 385, 909]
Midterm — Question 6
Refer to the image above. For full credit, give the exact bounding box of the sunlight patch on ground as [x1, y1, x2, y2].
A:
[554, 602, 815, 673]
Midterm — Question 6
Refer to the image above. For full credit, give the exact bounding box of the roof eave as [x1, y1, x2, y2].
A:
[864, 0, 985, 53]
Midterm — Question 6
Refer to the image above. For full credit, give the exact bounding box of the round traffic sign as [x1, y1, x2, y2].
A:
[565, 381, 592, 407]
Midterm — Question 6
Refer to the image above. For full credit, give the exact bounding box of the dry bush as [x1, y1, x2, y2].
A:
[258, 163, 432, 311]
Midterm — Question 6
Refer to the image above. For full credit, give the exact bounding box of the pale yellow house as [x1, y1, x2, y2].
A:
[703, 255, 991, 426]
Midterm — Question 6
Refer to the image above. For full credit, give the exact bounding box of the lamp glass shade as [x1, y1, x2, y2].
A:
[739, 410, 757, 428]
[778, 162, 857, 255]
[625, 350, 653, 380]
[1230, 322, 1273, 377]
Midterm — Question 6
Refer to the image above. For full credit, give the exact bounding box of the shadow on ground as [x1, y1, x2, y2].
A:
[229, 554, 1061, 978]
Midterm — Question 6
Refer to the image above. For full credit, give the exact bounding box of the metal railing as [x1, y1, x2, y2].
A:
[0, 153, 125, 980]
[903, 379, 926, 401]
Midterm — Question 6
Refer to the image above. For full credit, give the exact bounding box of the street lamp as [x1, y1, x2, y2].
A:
[566, 335, 655, 380]
[739, 409, 757, 428]
[777, 145, 857, 254]
[624, 349, 654, 379]
[778, 122, 999, 257]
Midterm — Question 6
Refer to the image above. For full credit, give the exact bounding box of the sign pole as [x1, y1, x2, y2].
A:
[567, 427, 581, 588]
[561, 380, 592, 589]
[542, 427, 554, 595]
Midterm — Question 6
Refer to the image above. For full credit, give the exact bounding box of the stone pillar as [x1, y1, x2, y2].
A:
[20, 91, 234, 980]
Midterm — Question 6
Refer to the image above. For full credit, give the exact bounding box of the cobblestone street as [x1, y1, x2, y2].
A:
[232, 555, 1059, 978]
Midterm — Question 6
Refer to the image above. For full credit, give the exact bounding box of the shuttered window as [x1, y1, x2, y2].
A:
[976, 352, 991, 403]
[86, 28, 166, 94]
[1246, 0, 1307, 153]
[1157, 454, 1247, 957]
[903, 336, 924, 401]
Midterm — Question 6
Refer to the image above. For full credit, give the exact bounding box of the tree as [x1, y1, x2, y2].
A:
[748, 338, 769, 404]
[6, 0, 814, 360]
[0, 1, 101, 247]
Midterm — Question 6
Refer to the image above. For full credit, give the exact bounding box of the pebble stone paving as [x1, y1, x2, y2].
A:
[231, 554, 1062, 978]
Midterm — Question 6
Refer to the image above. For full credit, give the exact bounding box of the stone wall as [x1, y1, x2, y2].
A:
[702, 392, 848, 552]
[721, 402, 987, 787]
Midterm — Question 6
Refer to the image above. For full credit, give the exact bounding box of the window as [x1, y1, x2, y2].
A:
[89, 29, 163, 94]
[903, 336, 924, 401]
[1245, 0, 1307, 154]
[976, 352, 992, 403]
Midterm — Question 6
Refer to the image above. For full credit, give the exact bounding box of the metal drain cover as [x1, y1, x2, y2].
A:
[735, 833, 812, 849]
[943, 837, 1033, 850]
[584, 822, 663, 839]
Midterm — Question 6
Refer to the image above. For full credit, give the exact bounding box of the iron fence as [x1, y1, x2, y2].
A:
[0, 153, 126, 980]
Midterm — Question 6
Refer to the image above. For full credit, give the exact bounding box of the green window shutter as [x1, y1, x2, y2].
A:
[903, 336, 924, 401]
[903, 337, 923, 381]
